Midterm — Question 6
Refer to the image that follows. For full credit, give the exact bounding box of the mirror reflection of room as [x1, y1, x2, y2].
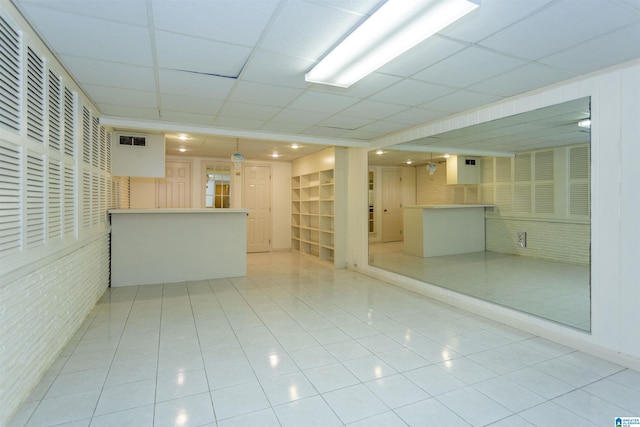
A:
[369, 97, 591, 332]
[205, 164, 231, 208]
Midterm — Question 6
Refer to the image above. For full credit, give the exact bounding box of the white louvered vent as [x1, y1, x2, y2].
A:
[0, 15, 21, 132]
[495, 184, 512, 212]
[534, 150, 554, 214]
[63, 87, 75, 157]
[63, 165, 75, 236]
[26, 152, 45, 248]
[105, 131, 111, 172]
[514, 153, 531, 182]
[495, 157, 511, 182]
[99, 126, 107, 171]
[452, 186, 465, 204]
[82, 171, 91, 229]
[99, 175, 106, 224]
[48, 159, 62, 239]
[92, 116, 99, 168]
[481, 157, 493, 183]
[26, 47, 45, 143]
[479, 184, 494, 204]
[0, 142, 21, 257]
[569, 145, 590, 217]
[92, 174, 99, 225]
[48, 70, 62, 152]
[513, 183, 531, 213]
[82, 107, 91, 164]
[535, 183, 554, 214]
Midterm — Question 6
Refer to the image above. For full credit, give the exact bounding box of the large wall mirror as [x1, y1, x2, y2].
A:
[368, 97, 591, 332]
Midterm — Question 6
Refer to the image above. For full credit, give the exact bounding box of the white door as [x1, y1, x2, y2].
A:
[157, 162, 191, 208]
[244, 165, 271, 252]
[381, 168, 403, 242]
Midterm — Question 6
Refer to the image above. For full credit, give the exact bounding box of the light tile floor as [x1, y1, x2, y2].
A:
[369, 242, 591, 331]
[9, 252, 638, 426]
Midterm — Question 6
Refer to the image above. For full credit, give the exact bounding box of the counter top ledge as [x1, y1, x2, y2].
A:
[404, 204, 494, 209]
[110, 208, 250, 214]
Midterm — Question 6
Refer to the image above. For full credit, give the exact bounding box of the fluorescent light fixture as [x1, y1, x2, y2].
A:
[305, 0, 480, 88]
[578, 119, 591, 128]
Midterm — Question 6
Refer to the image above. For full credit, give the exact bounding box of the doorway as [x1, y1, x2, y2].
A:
[381, 168, 403, 242]
[157, 161, 191, 208]
[244, 165, 271, 253]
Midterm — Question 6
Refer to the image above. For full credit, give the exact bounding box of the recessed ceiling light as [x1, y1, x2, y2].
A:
[376, 150, 384, 155]
[291, 144, 300, 149]
[178, 134, 188, 141]
[444, 154, 450, 158]
[179, 147, 186, 152]
[406, 160, 412, 165]
[271, 153, 280, 158]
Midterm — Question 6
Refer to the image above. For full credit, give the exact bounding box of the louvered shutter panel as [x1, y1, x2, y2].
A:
[26, 152, 45, 247]
[513, 154, 531, 213]
[569, 145, 590, 217]
[48, 71, 62, 152]
[82, 171, 91, 229]
[0, 16, 21, 132]
[82, 107, 91, 164]
[92, 173, 99, 225]
[48, 159, 62, 239]
[0, 142, 21, 257]
[92, 116, 99, 168]
[63, 165, 75, 236]
[63, 87, 75, 157]
[106, 130, 112, 173]
[26, 47, 45, 143]
[534, 151, 554, 214]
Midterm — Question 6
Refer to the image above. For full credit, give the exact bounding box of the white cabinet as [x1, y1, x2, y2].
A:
[291, 169, 335, 261]
[446, 155, 481, 185]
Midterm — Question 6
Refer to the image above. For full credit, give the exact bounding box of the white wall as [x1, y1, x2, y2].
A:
[350, 59, 640, 369]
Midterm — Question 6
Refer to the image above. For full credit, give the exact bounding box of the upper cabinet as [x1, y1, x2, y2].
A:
[446, 155, 481, 185]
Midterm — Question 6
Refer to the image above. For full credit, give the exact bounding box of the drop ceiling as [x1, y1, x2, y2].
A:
[11, 0, 640, 162]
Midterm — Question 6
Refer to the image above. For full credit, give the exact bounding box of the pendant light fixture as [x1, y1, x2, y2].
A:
[231, 138, 244, 168]
[427, 153, 437, 175]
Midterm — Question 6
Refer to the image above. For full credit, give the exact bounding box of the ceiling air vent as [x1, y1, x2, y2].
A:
[119, 135, 146, 146]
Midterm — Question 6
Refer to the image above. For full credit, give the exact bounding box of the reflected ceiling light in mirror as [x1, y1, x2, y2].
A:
[305, 0, 480, 87]
[178, 134, 188, 141]
[406, 159, 412, 165]
[578, 119, 591, 128]
[291, 143, 300, 149]
[271, 153, 280, 158]
[178, 147, 186, 152]
[376, 150, 384, 155]
[444, 154, 450, 158]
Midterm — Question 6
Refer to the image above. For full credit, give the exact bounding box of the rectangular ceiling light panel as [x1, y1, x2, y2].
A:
[306, 0, 480, 88]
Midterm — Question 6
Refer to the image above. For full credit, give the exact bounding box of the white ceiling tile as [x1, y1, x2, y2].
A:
[162, 111, 215, 126]
[269, 108, 332, 125]
[305, 0, 382, 15]
[342, 129, 386, 140]
[287, 91, 359, 114]
[479, 0, 639, 60]
[59, 55, 156, 91]
[468, 63, 577, 98]
[241, 51, 315, 88]
[301, 126, 350, 138]
[82, 85, 157, 109]
[370, 79, 455, 106]
[157, 69, 235, 99]
[212, 116, 266, 130]
[439, 0, 554, 42]
[539, 23, 640, 74]
[17, 5, 153, 66]
[228, 82, 302, 107]
[260, 122, 311, 134]
[412, 47, 526, 88]
[318, 115, 374, 131]
[218, 102, 281, 121]
[155, 31, 251, 77]
[420, 90, 504, 114]
[310, 73, 403, 99]
[339, 100, 408, 120]
[160, 95, 223, 116]
[385, 108, 449, 126]
[151, 0, 280, 46]
[18, 0, 148, 26]
[98, 104, 159, 120]
[259, 1, 365, 59]
[377, 35, 468, 77]
[358, 120, 411, 135]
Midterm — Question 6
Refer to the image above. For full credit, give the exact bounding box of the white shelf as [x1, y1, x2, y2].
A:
[292, 169, 335, 262]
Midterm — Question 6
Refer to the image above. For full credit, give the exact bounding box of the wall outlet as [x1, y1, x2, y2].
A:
[517, 231, 527, 248]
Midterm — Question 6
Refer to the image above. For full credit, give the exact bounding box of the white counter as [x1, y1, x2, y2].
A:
[110, 209, 249, 286]
[403, 205, 493, 257]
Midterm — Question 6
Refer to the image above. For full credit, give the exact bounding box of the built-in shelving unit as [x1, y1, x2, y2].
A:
[291, 169, 335, 261]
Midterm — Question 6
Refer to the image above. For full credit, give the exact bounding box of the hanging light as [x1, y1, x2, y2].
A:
[426, 153, 437, 175]
[231, 138, 244, 167]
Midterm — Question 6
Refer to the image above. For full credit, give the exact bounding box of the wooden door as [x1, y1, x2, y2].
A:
[244, 165, 271, 252]
[381, 168, 403, 242]
[157, 161, 191, 208]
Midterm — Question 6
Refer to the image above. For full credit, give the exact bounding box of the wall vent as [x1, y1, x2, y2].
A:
[119, 135, 146, 147]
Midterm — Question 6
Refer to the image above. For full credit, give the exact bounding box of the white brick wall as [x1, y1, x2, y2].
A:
[0, 234, 110, 425]
[486, 217, 590, 265]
